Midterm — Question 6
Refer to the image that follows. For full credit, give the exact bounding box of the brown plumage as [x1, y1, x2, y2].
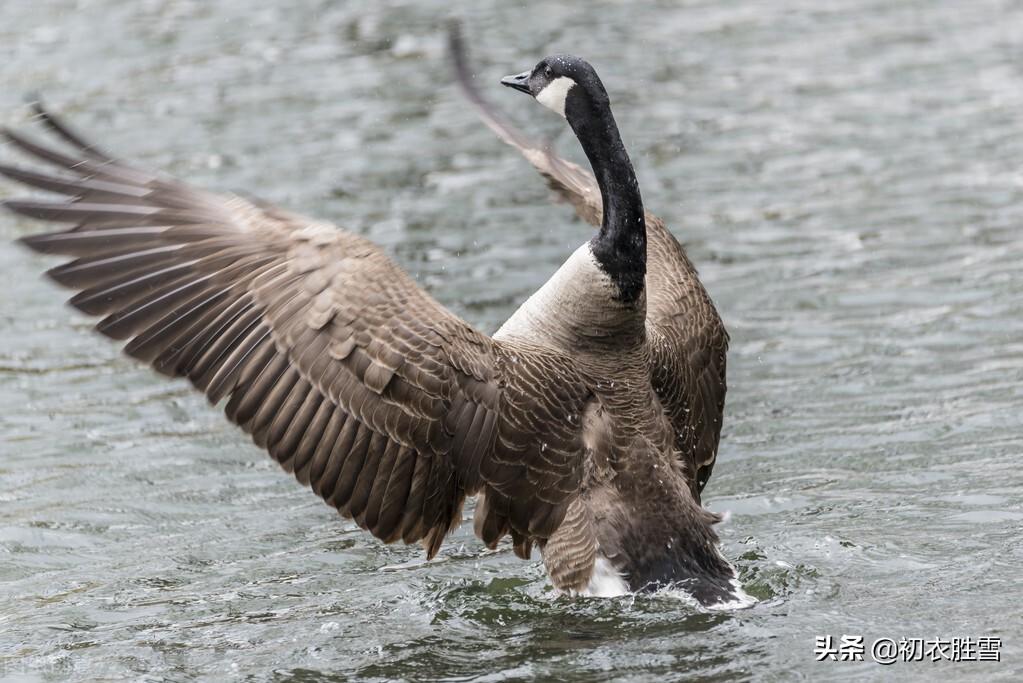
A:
[450, 34, 728, 501]
[1, 35, 746, 606]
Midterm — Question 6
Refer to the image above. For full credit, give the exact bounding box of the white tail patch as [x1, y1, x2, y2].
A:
[577, 555, 629, 597]
[536, 76, 577, 119]
[570, 549, 757, 609]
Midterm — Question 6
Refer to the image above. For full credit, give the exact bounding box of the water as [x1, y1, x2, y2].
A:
[1, 0, 1021, 680]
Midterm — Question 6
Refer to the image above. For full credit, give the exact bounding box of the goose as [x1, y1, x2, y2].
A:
[0, 34, 751, 608]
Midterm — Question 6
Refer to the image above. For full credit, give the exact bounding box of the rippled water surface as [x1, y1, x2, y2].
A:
[2, 1, 1022, 680]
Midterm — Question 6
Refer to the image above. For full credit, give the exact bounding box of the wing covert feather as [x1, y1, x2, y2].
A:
[2, 104, 593, 554]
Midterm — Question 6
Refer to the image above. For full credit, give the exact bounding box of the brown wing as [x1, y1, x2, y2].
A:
[450, 30, 728, 498]
[643, 228, 729, 497]
[1, 104, 595, 557]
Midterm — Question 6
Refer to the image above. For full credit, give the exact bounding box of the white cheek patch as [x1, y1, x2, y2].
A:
[535, 76, 577, 118]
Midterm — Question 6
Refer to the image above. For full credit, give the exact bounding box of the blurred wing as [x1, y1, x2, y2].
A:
[450, 32, 728, 497]
[1, 104, 594, 555]
[449, 28, 601, 225]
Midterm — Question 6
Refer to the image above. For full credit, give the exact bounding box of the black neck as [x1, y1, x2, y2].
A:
[569, 98, 646, 303]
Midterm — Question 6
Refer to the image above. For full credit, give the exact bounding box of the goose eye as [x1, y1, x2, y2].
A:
[543, 65, 553, 78]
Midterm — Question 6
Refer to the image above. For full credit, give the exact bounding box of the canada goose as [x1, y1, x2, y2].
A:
[1, 37, 750, 608]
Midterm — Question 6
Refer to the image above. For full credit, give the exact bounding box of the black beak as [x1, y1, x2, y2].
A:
[500, 70, 531, 94]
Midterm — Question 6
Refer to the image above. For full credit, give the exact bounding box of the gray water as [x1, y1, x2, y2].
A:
[1, 1, 1021, 680]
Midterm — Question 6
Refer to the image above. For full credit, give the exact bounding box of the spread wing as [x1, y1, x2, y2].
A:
[450, 31, 728, 498]
[1, 104, 595, 557]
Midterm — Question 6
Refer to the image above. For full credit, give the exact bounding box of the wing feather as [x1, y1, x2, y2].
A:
[3, 105, 594, 556]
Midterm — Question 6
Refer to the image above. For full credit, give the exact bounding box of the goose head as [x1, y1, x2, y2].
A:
[500, 55, 608, 122]
[501, 54, 648, 306]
